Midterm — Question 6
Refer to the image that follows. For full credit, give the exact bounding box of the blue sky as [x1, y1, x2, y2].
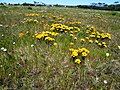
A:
[0, 0, 119, 5]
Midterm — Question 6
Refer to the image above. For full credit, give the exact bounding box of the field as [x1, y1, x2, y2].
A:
[0, 5, 120, 90]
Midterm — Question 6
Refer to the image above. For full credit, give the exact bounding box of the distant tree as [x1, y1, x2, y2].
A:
[34, 1, 39, 6]
[114, 1, 119, 10]
[91, 3, 97, 6]
[114, 1, 119, 4]
[98, 2, 102, 7]
[22, 2, 35, 6]
[104, 4, 108, 7]
[0, 3, 4, 5]
[8, 3, 10, 5]
[3, 2, 7, 5]
[40, 2, 52, 8]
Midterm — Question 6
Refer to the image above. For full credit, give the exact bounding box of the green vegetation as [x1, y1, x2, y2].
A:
[0, 6, 120, 90]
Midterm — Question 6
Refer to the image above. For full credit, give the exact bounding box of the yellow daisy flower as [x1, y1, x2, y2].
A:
[75, 59, 81, 64]
[82, 52, 87, 57]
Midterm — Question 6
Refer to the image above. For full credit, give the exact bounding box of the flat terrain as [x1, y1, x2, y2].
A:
[0, 6, 120, 90]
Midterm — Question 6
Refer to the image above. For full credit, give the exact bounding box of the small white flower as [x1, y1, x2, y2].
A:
[0, 24, 3, 27]
[118, 46, 120, 49]
[31, 44, 34, 47]
[9, 74, 11, 76]
[1, 47, 4, 50]
[13, 42, 16, 45]
[106, 53, 110, 57]
[96, 77, 99, 81]
[2, 34, 4, 37]
[103, 80, 107, 84]
[3, 48, 7, 52]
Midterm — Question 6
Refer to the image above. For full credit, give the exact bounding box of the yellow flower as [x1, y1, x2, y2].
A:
[25, 13, 39, 17]
[45, 31, 50, 34]
[80, 38, 85, 42]
[33, 19, 39, 23]
[74, 37, 77, 40]
[45, 37, 55, 41]
[98, 43, 102, 46]
[90, 34, 96, 38]
[65, 31, 67, 33]
[50, 32, 59, 36]
[97, 35, 100, 38]
[103, 44, 107, 48]
[77, 28, 80, 31]
[85, 37, 89, 40]
[78, 48, 83, 53]
[69, 48, 74, 51]
[101, 42, 107, 47]
[19, 32, 25, 37]
[96, 31, 100, 35]
[86, 30, 90, 34]
[70, 42, 74, 46]
[91, 31, 96, 35]
[70, 31, 74, 33]
[81, 52, 88, 57]
[53, 43, 57, 46]
[71, 50, 78, 57]
[102, 42, 106, 45]
[81, 48, 90, 53]
[50, 27, 55, 31]
[100, 33, 111, 39]
[70, 34, 74, 37]
[74, 30, 78, 33]
[75, 59, 81, 64]
[95, 40, 99, 43]
[35, 33, 48, 39]
[106, 33, 111, 39]
[90, 26, 96, 31]
[88, 40, 93, 43]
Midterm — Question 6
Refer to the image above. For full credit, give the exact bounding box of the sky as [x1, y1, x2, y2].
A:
[0, 0, 119, 5]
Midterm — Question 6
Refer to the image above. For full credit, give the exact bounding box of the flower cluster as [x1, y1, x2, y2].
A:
[86, 26, 111, 40]
[35, 31, 59, 42]
[49, 15, 65, 21]
[34, 23, 111, 65]
[81, 26, 111, 48]
[50, 24, 80, 33]
[25, 13, 39, 17]
[69, 47, 90, 64]
[96, 41, 107, 47]
[67, 21, 81, 26]
[88, 32, 111, 40]
[22, 18, 39, 23]
[100, 33, 111, 39]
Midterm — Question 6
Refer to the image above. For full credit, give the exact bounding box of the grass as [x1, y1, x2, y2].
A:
[0, 5, 120, 90]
